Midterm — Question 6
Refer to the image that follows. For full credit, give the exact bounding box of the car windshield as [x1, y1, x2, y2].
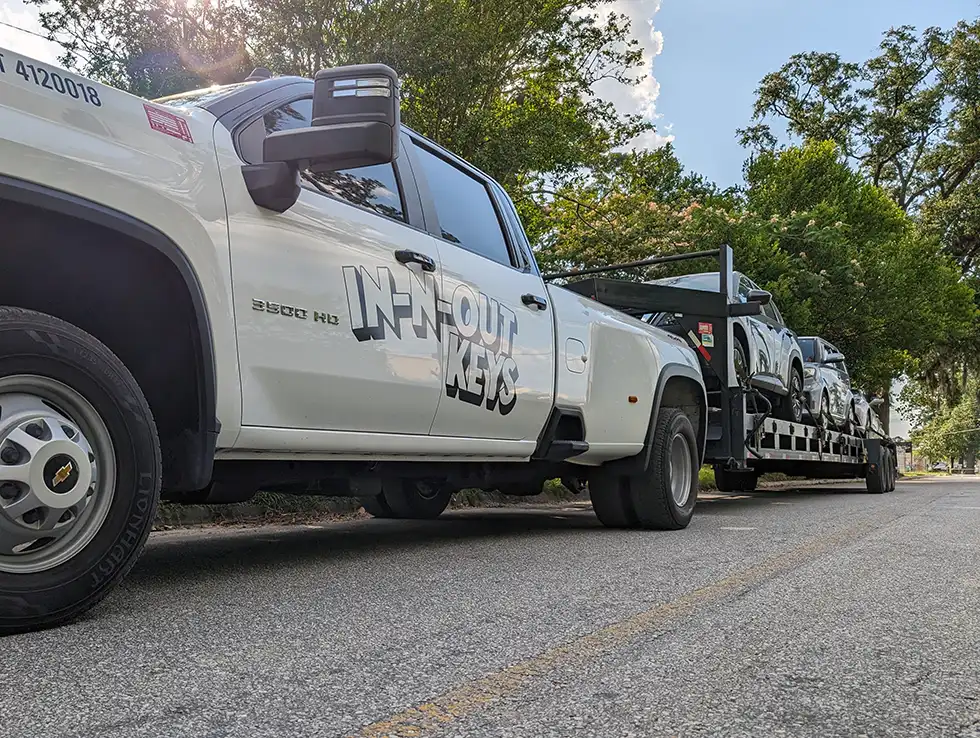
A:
[798, 338, 818, 362]
[650, 273, 723, 292]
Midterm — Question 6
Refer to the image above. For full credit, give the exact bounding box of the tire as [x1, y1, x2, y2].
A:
[819, 392, 832, 429]
[590, 408, 699, 531]
[381, 479, 452, 519]
[361, 494, 395, 518]
[733, 339, 750, 387]
[776, 366, 805, 423]
[0, 307, 161, 635]
[886, 450, 897, 492]
[589, 470, 637, 528]
[866, 451, 889, 495]
[714, 466, 758, 492]
[843, 403, 855, 436]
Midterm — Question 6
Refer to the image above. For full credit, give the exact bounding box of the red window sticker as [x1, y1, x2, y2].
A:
[698, 321, 712, 335]
[144, 104, 193, 143]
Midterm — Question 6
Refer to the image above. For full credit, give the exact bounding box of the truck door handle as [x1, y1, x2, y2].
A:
[521, 293, 548, 311]
[394, 249, 436, 272]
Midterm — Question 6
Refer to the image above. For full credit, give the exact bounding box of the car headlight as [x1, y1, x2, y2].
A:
[804, 366, 816, 379]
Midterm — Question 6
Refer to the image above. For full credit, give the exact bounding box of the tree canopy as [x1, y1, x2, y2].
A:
[22, 1, 980, 429]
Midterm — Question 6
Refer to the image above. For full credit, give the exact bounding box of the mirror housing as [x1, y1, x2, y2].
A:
[244, 63, 400, 211]
[870, 397, 884, 408]
[823, 351, 845, 364]
[746, 289, 772, 305]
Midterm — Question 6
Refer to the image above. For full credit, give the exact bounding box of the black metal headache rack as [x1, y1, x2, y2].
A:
[545, 246, 894, 480]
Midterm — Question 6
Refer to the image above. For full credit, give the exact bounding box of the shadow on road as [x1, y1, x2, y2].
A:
[129, 483, 885, 588]
[134, 508, 605, 586]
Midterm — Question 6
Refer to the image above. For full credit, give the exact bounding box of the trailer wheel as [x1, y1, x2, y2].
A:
[886, 450, 897, 492]
[714, 466, 758, 492]
[0, 307, 161, 634]
[381, 479, 453, 519]
[866, 456, 889, 495]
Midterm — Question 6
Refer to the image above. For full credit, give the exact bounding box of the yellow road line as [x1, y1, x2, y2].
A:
[348, 517, 894, 738]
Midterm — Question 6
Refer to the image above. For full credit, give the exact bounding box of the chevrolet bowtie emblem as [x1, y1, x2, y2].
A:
[52, 462, 73, 487]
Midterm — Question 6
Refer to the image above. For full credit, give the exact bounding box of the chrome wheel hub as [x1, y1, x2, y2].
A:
[669, 434, 692, 507]
[0, 376, 116, 574]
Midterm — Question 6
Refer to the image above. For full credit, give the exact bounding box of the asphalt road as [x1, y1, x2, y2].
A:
[4, 477, 980, 738]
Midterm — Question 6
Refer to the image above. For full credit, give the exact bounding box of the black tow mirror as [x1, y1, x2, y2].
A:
[244, 63, 400, 212]
[746, 289, 772, 305]
[264, 64, 400, 171]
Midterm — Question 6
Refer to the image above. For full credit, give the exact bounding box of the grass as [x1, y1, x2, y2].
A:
[698, 466, 796, 491]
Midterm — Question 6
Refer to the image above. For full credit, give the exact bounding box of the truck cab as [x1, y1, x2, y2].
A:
[0, 55, 707, 632]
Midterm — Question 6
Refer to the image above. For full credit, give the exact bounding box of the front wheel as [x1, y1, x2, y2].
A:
[590, 408, 699, 531]
[818, 392, 832, 429]
[776, 366, 805, 423]
[0, 307, 161, 635]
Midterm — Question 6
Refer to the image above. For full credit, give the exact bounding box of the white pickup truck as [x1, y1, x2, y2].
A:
[0, 50, 706, 633]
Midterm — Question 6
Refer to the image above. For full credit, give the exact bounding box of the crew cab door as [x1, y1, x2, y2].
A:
[407, 135, 556, 441]
[225, 97, 444, 436]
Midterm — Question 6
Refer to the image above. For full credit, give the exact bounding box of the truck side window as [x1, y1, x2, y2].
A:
[411, 142, 514, 267]
[238, 98, 406, 222]
[490, 180, 534, 272]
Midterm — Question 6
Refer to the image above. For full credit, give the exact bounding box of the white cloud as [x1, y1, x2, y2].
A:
[0, 0, 62, 63]
[589, 0, 673, 150]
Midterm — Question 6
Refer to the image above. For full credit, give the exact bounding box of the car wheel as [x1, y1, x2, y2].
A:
[776, 366, 805, 423]
[819, 392, 832, 429]
[0, 307, 161, 635]
[843, 403, 856, 435]
[733, 339, 749, 387]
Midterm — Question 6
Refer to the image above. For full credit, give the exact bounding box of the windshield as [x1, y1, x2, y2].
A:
[798, 338, 818, 362]
[153, 83, 252, 109]
[650, 272, 723, 292]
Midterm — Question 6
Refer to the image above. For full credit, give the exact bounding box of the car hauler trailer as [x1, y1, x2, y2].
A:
[549, 245, 898, 495]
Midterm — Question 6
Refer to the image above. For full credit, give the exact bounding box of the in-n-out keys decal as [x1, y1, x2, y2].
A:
[342, 266, 520, 415]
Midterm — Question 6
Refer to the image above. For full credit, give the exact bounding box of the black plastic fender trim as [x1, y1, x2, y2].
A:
[0, 174, 219, 490]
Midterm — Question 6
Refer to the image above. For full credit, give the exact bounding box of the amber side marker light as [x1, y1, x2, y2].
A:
[628, 396, 638, 404]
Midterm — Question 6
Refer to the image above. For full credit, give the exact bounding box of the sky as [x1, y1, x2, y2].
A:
[650, 0, 979, 188]
[2, 0, 974, 434]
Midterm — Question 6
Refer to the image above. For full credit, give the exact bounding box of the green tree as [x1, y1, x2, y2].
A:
[739, 20, 980, 268]
[27, 0, 252, 98]
[913, 378, 980, 465]
[28, 0, 651, 188]
[531, 140, 976, 424]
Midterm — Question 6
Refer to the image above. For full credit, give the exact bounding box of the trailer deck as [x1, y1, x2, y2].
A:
[552, 245, 897, 494]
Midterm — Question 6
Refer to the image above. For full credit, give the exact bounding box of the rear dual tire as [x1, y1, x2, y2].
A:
[589, 408, 699, 531]
[361, 480, 453, 520]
